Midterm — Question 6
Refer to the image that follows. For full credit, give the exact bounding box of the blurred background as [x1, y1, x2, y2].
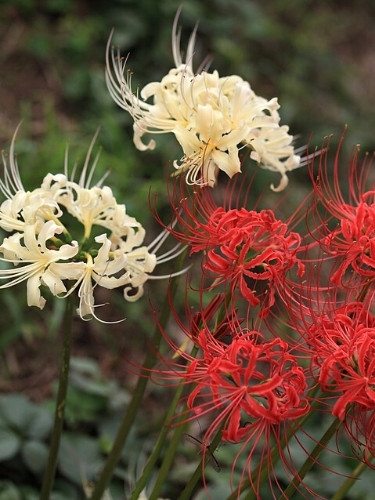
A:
[0, 1, 374, 498]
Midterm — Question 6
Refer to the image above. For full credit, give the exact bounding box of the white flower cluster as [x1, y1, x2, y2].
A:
[0, 131, 182, 320]
[106, 15, 304, 191]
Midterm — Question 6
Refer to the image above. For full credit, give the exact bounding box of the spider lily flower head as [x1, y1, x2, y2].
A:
[155, 322, 309, 497]
[310, 137, 375, 287]
[323, 191, 375, 286]
[305, 302, 375, 421]
[201, 208, 304, 317]
[186, 331, 309, 428]
[106, 12, 304, 190]
[0, 129, 184, 321]
[290, 292, 375, 462]
[157, 181, 305, 317]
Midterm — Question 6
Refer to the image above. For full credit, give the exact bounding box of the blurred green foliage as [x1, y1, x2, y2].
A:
[0, 359, 135, 499]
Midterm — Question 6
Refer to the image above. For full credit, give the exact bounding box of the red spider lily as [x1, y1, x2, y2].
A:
[185, 331, 309, 437]
[155, 178, 306, 317]
[323, 191, 375, 285]
[305, 302, 375, 420]
[201, 207, 305, 315]
[309, 136, 375, 287]
[156, 322, 310, 496]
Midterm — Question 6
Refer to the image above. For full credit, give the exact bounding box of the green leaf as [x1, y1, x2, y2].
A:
[70, 356, 99, 377]
[26, 406, 53, 441]
[0, 428, 22, 461]
[0, 394, 52, 441]
[0, 481, 21, 500]
[21, 440, 49, 475]
[65, 387, 106, 424]
[0, 394, 36, 433]
[58, 433, 103, 485]
[70, 373, 115, 397]
[18, 486, 39, 500]
[51, 479, 80, 500]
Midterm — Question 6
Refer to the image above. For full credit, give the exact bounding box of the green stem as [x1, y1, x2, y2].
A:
[40, 298, 74, 500]
[90, 251, 186, 500]
[90, 301, 170, 500]
[279, 417, 341, 499]
[331, 454, 373, 500]
[147, 347, 198, 500]
[178, 428, 223, 500]
[149, 416, 189, 500]
[129, 383, 185, 500]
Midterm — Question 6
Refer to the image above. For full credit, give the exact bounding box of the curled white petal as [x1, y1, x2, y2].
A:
[248, 125, 301, 191]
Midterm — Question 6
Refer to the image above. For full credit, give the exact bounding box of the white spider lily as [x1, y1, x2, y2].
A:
[106, 13, 302, 189]
[0, 190, 62, 233]
[0, 221, 79, 309]
[0, 132, 65, 232]
[70, 234, 157, 319]
[43, 174, 145, 242]
[0, 129, 185, 320]
[51, 231, 182, 321]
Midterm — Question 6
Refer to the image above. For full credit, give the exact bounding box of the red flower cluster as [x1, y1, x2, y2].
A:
[286, 141, 375, 464]
[323, 192, 375, 285]
[154, 139, 374, 497]
[306, 303, 375, 420]
[310, 140, 375, 288]
[185, 330, 309, 438]
[164, 185, 305, 316]
[156, 315, 310, 497]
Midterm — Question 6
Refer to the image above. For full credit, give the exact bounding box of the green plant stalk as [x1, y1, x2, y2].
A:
[178, 427, 223, 500]
[90, 250, 186, 500]
[331, 454, 373, 500]
[147, 345, 199, 500]
[279, 417, 341, 499]
[90, 300, 171, 500]
[149, 415, 189, 500]
[40, 298, 74, 500]
[129, 382, 185, 500]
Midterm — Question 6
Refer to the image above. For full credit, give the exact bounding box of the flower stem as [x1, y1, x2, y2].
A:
[147, 346, 199, 500]
[149, 415, 189, 500]
[279, 417, 341, 499]
[40, 298, 74, 500]
[90, 303, 170, 500]
[90, 251, 186, 500]
[178, 427, 223, 500]
[331, 454, 373, 500]
[129, 382, 185, 500]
